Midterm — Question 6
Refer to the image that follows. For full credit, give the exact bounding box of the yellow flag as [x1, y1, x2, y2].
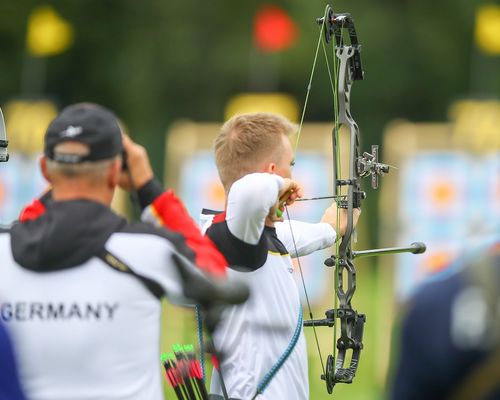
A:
[26, 6, 74, 57]
[225, 93, 299, 122]
[475, 4, 500, 56]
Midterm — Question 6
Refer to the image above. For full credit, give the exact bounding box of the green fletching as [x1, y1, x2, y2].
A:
[172, 344, 183, 353]
[183, 344, 195, 352]
[160, 353, 168, 363]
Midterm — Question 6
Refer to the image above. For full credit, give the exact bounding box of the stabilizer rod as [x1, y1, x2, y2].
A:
[352, 242, 426, 259]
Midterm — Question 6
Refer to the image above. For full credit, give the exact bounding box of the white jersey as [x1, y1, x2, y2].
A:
[203, 173, 336, 400]
[0, 199, 202, 400]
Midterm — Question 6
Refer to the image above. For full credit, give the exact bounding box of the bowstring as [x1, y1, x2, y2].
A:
[316, 12, 343, 373]
[286, 4, 340, 381]
[294, 8, 326, 148]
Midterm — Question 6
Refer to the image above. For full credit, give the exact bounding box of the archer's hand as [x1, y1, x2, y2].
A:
[268, 178, 304, 222]
[118, 134, 154, 192]
[321, 202, 361, 238]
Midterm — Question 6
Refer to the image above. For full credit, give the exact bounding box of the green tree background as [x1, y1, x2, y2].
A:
[1, 0, 496, 177]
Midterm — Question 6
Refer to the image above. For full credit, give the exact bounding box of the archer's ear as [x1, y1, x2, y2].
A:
[108, 158, 121, 189]
[40, 156, 51, 183]
[265, 163, 276, 174]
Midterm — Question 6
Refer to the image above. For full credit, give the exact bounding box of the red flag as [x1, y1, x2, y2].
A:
[253, 5, 298, 52]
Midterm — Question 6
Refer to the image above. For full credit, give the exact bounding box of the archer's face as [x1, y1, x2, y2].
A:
[274, 134, 295, 179]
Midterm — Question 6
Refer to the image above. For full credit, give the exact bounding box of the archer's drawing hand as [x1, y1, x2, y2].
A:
[268, 178, 304, 222]
[118, 134, 154, 192]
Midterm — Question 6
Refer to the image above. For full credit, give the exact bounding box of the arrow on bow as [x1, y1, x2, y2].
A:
[287, 4, 426, 395]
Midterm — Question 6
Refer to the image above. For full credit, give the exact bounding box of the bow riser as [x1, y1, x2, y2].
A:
[325, 9, 367, 392]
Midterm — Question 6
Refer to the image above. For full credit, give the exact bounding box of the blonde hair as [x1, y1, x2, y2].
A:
[214, 113, 296, 191]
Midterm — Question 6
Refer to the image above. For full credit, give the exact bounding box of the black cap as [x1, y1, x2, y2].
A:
[44, 103, 123, 163]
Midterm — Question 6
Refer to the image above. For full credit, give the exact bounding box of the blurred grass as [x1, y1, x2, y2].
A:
[160, 256, 394, 399]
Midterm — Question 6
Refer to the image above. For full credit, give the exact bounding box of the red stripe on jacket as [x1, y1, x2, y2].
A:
[19, 199, 47, 222]
[151, 190, 227, 277]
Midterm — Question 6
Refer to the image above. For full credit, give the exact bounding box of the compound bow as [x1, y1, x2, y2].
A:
[290, 4, 426, 394]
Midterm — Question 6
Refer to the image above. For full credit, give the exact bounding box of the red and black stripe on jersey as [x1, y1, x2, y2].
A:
[205, 211, 288, 272]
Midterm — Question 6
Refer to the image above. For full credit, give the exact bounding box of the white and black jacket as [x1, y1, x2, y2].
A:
[0, 192, 216, 400]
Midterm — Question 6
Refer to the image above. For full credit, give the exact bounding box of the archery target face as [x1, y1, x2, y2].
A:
[396, 151, 500, 299]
